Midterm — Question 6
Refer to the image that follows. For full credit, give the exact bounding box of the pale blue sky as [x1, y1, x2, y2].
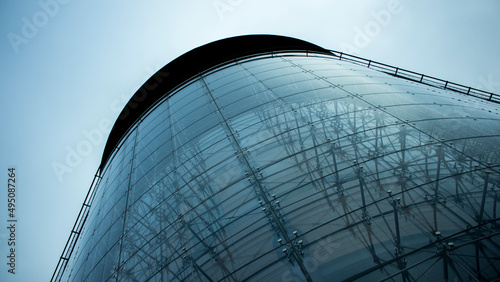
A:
[0, 0, 499, 281]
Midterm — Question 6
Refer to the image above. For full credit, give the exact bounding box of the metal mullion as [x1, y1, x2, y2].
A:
[200, 73, 314, 281]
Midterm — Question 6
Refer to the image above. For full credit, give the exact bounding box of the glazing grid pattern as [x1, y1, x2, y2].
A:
[62, 54, 500, 281]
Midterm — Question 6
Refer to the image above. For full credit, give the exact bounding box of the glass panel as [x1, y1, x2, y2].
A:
[61, 54, 500, 282]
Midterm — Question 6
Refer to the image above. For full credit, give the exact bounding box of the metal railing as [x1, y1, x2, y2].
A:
[329, 50, 500, 104]
[51, 169, 102, 282]
[50, 48, 500, 282]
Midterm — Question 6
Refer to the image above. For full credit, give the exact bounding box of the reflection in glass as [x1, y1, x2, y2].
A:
[59, 53, 500, 281]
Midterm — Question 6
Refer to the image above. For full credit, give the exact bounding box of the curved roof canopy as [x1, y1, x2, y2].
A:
[100, 35, 331, 170]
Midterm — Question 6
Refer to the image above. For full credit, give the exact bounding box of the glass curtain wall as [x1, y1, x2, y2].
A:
[60, 53, 500, 281]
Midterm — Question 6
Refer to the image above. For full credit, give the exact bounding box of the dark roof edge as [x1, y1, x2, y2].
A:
[99, 35, 331, 170]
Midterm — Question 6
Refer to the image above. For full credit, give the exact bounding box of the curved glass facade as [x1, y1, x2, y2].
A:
[56, 50, 500, 281]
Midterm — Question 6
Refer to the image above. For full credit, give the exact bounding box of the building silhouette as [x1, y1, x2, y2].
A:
[52, 35, 500, 281]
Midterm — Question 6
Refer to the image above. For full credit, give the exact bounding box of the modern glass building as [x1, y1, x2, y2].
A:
[52, 35, 500, 281]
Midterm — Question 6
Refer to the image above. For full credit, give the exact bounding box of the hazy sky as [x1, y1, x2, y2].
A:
[0, 0, 499, 281]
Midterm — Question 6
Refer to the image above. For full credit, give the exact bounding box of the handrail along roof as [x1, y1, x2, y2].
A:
[100, 35, 500, 171]
[54, 34, 500, 281]
[100, 35, 331, 170]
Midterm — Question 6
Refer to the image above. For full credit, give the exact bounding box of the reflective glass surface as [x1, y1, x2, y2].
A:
[61, 53, 500, 281]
